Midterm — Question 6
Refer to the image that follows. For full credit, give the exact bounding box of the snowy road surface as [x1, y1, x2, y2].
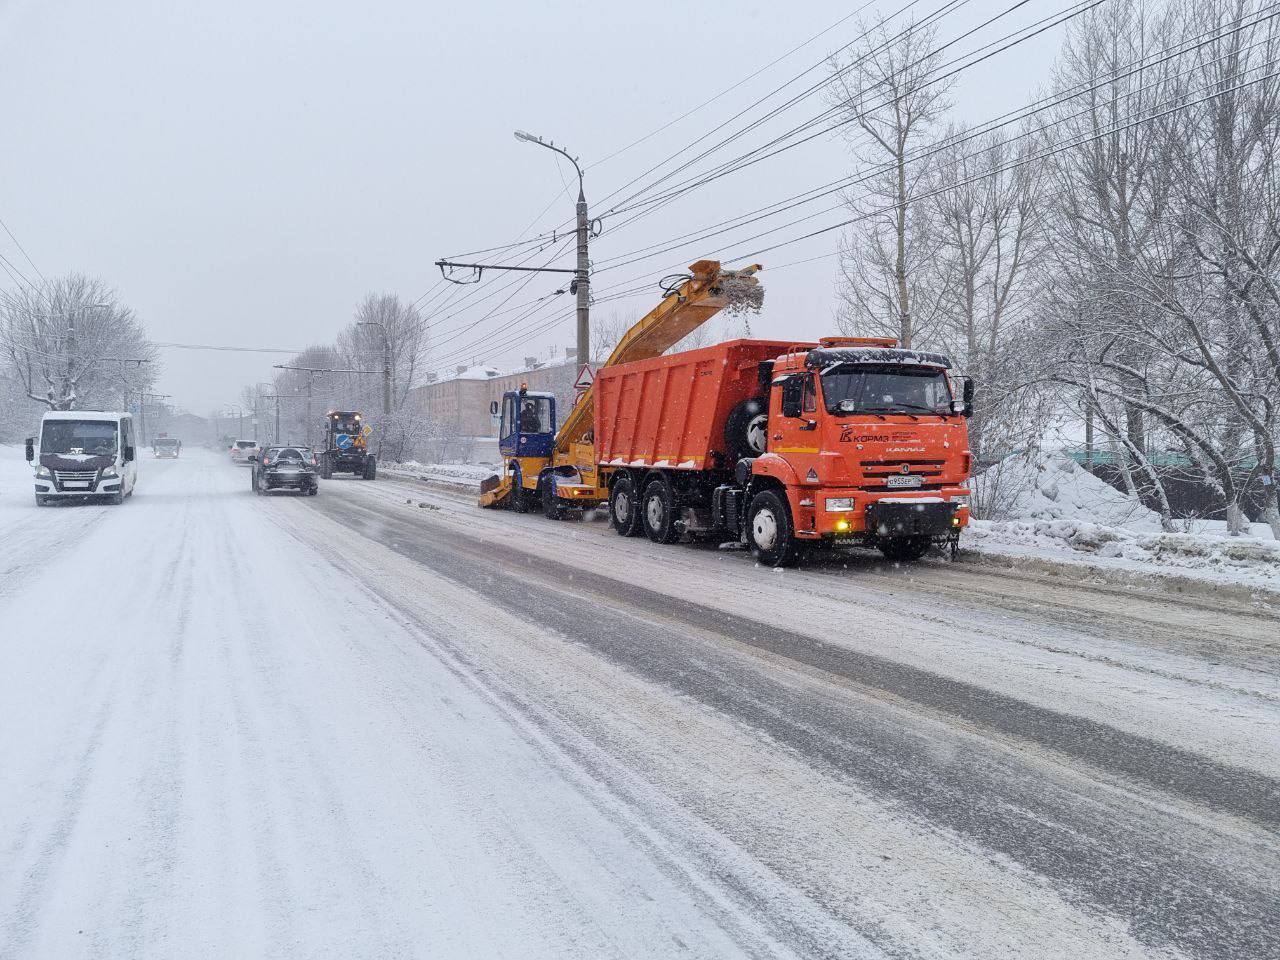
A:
[1, 449, 1277, 959]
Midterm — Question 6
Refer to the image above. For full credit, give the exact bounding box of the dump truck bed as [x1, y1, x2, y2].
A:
[594, 339, 795, 472]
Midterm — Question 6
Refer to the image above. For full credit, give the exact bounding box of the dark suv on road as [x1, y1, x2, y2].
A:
[251, 446, 319, 496]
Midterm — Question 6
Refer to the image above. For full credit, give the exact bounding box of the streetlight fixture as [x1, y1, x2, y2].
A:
[513, 129, 591, 366]
[357, 320, 392, 417]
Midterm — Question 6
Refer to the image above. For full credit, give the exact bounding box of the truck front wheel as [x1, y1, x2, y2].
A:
[642, 477, 681, 544]
[540, 477, 565, 520]
[747, 490, 798, 567]
[319, 455, 333, 480]
[363, 456, 377, 480]
[609, 476, 643, 537]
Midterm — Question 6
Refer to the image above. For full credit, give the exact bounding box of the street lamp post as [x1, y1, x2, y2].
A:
[514, 130, 590, 366]
[357, 320, 392, 417]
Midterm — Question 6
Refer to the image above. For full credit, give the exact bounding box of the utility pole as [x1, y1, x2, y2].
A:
[516, 130, 590, 365]
[574, 178, 590, 367]
[139, 392, 172, 445]
[435, 130, 593, 366]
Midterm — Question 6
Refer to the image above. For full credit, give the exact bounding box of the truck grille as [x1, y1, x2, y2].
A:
[55, 470, 97, 483]
[860, 459, 945, 478]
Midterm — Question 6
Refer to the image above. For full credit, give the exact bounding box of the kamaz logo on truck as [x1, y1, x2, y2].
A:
[839, 427, 919, 443]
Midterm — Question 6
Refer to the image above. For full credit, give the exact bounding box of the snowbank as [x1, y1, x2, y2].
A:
[381, 460, 493, 488]
[974, 452, 1164, 530]
[967, 453, 1280, 597]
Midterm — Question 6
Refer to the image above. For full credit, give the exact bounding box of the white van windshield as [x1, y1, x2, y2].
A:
[41, 420, 118, 456]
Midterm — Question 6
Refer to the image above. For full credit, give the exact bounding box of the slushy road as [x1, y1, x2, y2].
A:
[1, 448, 1276, 959]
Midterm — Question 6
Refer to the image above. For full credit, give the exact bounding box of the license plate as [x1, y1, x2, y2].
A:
[886, 475, 923, 489]
[64, 481, 90, 489]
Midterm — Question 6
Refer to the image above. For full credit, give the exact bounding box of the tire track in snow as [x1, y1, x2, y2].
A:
[303, 492, 1280, 960]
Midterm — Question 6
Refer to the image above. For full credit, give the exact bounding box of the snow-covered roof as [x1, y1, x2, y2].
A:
[42, 410, 130, 421]
[453, 365, 503, 380]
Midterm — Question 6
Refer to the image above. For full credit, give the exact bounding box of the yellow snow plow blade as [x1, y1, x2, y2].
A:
[478, 472, 512, 508]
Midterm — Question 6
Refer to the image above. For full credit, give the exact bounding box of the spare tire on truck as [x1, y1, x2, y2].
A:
[724, 397, 769, 462]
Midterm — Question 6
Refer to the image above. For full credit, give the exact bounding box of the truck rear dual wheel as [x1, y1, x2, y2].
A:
[642, 478, 681, 545]
[609, 476, 643, 537]
[747, 490, 798, 567]
[609, 478, 645, 537]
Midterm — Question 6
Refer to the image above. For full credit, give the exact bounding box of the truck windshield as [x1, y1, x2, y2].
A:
[821, 365, 950, 415]
[40, 420, 118, 456]
[517, 397, 553, 434]
[331, 416, 360, 434]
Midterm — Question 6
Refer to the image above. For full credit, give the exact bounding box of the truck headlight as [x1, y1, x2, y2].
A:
[951, 494, 970, 507]
[35, 465, 51, 478]
[101, 466, 118, 479]
[825, 497, 856, 512]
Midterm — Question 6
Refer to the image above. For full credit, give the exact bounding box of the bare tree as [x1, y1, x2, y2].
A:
[929, 129, 1044, 464]
[1, 274, 156, 411]
[337, 293, 429, 416]
[827, 17, 954, 347]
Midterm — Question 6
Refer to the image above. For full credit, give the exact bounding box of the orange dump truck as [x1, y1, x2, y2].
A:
[480, 261, 973, 567]
[595, 336, 974, 565]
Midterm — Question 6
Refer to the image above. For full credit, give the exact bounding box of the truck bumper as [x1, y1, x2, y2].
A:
[802, 488, 970, 539]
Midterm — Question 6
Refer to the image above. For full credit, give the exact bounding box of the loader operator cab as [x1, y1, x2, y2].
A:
[493, 388, 556, 459]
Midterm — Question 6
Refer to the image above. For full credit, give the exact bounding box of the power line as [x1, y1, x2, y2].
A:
[0, 213, 45, 284]
[607, 0, 1101, 224]
[593, 16, 1279, 275]
[153, 341, 302, 353]
[734, 66, 1280, 263]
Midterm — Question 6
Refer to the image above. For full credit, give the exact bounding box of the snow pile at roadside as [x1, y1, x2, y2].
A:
[975, 452, 1164, 530]
[967, 453, 1280, 594]
[382, 460, 493, 487]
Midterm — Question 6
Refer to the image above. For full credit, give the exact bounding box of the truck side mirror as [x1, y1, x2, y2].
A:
[24, 438, 34, 462]
[490, 400, 499, 416]
[951, 377, 975, 417]
[780, 376, 804, 419]
[124, 445, 136, 462]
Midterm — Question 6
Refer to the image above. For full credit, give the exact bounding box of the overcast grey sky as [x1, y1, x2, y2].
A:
[0, 0, 1067, 414]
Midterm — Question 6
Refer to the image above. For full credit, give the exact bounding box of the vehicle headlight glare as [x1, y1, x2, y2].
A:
[825, 497, 856, 512]
[35, 465, 51, 478]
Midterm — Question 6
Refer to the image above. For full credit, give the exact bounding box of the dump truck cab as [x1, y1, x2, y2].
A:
[741, 338, 973, 562]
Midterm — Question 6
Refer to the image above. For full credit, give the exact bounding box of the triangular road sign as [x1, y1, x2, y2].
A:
[574, 363, 595, 390]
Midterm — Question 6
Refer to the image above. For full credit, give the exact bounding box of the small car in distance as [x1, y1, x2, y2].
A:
[229, 440, 258, 464]
[153, 436, 181, 458]
[251, 446, 319, 496]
